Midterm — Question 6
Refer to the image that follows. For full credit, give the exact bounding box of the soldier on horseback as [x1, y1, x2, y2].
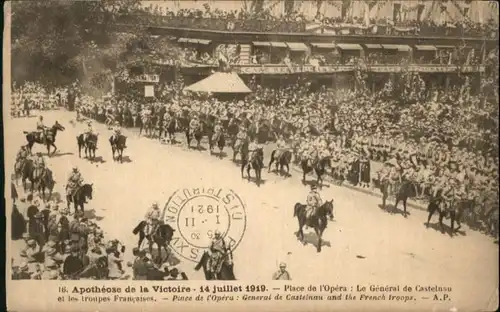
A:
[306, 184, 322, 228]
[84, 121, 94, 142]
[66, 167, 83, 201]
[145, 202, 161, 237]
[111, 121, 126, 148]
[16, 145, 29, 167]
[207, 230, 232, 279]
[275, 135, 288, 160]
[36, 116, 48, 141]
[34, 152, 46, 180]
[189, 115, 200, 135]
[212, 119, 223, 142]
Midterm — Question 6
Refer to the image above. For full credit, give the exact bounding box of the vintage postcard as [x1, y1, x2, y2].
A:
[4, 1, 499, 311]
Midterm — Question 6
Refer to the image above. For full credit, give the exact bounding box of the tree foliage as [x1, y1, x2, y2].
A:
[11, 0, 180, 90]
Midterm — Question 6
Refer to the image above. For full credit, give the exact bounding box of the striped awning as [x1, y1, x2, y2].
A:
[178, 38, 211, 45]
[365, 44, 383, 49]
[270, 42, 287, 48]
[415, 45, 437, 51]
[253, 41, 271, 47]
[311, 42, 336, 49]
[382, 44, 411, 52]
[286, 42, 308, 51]
[336, 43, 363, 50]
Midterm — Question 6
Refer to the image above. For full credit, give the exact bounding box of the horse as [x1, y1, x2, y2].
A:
[373, 178, 416, 217]
[66, 183, 93, 215]
[293, 200, 334, 253]
[109, 134, 127, 163]
[426, 197, 463, 236]
[186, 124, 204, 149]
[300, 156, 332, 187]
[20, 159, 35, 193]
[36, 168, 55, 201]
[241, 147, 264, 185]
[132, 221, 175, 264]
[164, 117, 178, 143]
[209, 132, 226, 158]
[24, 121, 65, 156]
[194, 251, 236, 280]
[268, 149, 292, 176]
[77, 133, 98, 161]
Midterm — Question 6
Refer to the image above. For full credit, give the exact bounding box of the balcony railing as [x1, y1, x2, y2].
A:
[118, 14, 498, 39]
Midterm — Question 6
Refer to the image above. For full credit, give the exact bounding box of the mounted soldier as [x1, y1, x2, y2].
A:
[207, 230, 232, 279]
[33, 152, 46, 180]
[145, 202, 161, 237]
[66, 167, 84, 202]
[275, 135, 289, 160]
[305, 184, 323, 227]
[189, 115, 200, 134]
[111, 121, 125, 148]
[212, 119, 223, 142]
[15, 145, 30, 173]
[36, 116, 48, 141]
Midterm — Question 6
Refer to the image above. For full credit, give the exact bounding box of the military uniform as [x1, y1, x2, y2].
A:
[306, 187, 322, 220]
[145, 205, 161, 236]
[66, 169, 83, 198]
[208, 233, 231, 278]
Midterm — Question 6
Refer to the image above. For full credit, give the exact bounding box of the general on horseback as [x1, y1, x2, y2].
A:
[78, 121, 99, 160]
[269, 135, 292, 176]
[293, 184, 334, 253]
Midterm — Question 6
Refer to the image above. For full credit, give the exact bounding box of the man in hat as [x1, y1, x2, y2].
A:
[84, 120, 94, 142]
[212, 119, 223, 144]
[207, 229, 232, 279]
[66, 166, 83, 201]
[111, 120, 125, 148]
[272, 262, 291, 280]
[15, 145, 29, 173]
[145, 202, 161, 237]
[306, 184, 322, 224]
[33, 152, 46, 180]
[275, 135, 288, 161]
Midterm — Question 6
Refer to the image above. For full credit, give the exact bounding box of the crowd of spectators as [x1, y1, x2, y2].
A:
[124, 4, 499, 38]
[10, 82, 67, 117]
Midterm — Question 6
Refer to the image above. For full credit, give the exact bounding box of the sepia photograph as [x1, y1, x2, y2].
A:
[4, 0, 499, 311]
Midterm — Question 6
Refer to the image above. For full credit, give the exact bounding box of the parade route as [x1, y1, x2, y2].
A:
[6, 110, 498, 310]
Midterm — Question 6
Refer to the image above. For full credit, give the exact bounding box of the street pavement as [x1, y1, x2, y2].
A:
[5, 110, 498, 310]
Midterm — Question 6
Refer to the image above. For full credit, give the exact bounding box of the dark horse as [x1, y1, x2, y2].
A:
[133, 221, 175, 264]
[77, 133, 98, 161]
[19, 159, 35, 193]
[109, 134, 127, 163]
[241, 147, 264, 186]
[66, 183, 93, 214]
[186, 124, 204, 149]
[268, 149, 292, 176]
[373, 178, 416, 218]
[24, 121, 65, 156]
[209, 132, 226, 158]
[426, 197, 463, 236]
[300, 157, 332, 187]
[36, 168, 55, 201]
[194, 251, 236, 280]
[294, 200, 334, 252]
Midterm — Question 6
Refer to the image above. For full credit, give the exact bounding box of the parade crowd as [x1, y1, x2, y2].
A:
[10, 70, 499, 277]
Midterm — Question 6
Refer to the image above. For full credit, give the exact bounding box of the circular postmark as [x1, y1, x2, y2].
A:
[163, 187, 247, 262]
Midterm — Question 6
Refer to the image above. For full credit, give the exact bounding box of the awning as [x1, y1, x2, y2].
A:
[270, 42, 287, 48]
[365, 44, 383, 49]
[336, 43, 363, 50]
[183, 72, 252, 94]
[382, 44, 411, 52]
[435, 45, 456, 49]
[310, 43, 336, 49]
[415, 45, 437, 51]
[178, 38, 211, 45]
[253, 41, 271, 47]
[286, 42, 308, 52]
